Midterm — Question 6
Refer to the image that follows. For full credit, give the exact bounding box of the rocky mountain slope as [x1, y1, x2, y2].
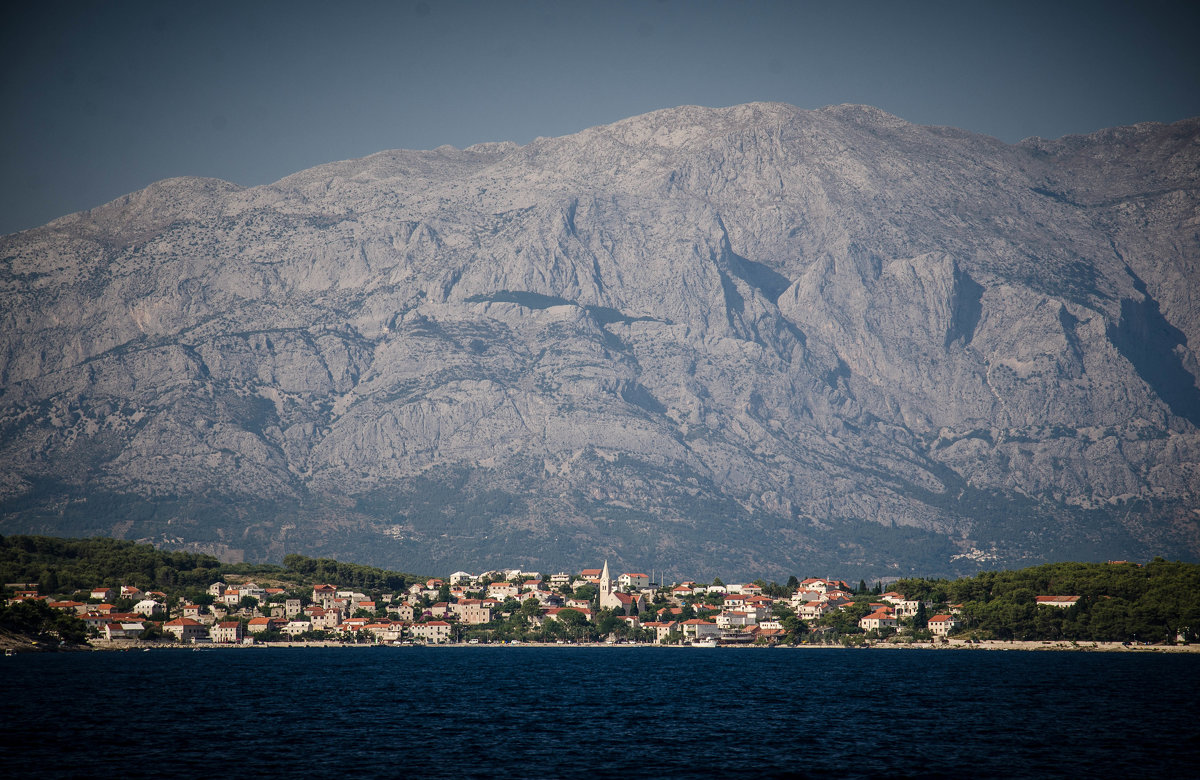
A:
[2, 103, 1198, 580]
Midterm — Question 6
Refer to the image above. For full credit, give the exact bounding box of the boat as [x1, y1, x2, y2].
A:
[692, 639, 718, 648]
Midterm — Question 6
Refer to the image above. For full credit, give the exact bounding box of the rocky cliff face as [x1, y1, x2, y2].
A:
[2, 103, 1198, 580]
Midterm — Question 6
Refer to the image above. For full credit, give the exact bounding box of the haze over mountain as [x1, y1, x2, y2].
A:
[2, 103, 1198, 580]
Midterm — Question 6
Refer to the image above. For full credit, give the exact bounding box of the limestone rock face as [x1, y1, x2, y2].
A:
[2, 103, 1198, 579]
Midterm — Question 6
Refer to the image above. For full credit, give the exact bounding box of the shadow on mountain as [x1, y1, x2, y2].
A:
[1109, 295, 1200, 428]
[728, 253, 792, 303]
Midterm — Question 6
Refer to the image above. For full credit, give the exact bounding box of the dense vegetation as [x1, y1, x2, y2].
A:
[0, 598, 89, 645]
[892, 559, 1200, 643]
[0, 535, 421, 600]
[0, 535, 225, 593]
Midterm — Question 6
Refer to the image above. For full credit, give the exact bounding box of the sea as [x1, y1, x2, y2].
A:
[2, 646, 1198, 778]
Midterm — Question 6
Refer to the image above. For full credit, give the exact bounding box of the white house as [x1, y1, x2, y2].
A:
[133, 599, 164, 618]
[679, 619, 720, 640]
[928, 614, 959, 637]
[799, 578, 830, 593]
[487, 582, 520, 600]
[716, 611, 757, 629]
[451, 600, 493, 625]
[283, 620, 313, 637]
[236, 583, 266, 602]
[103, 622, 145, 640]
[211, 621, 244, 643]
[859, 609, 899, 632]
[799, 602, 833, 621]
[410, 621, 452, 643]
[90, 587, 116, 602]
[618, 573, 650, 590]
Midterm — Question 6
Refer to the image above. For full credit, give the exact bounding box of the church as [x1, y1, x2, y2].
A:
[597, 560, 646, 615]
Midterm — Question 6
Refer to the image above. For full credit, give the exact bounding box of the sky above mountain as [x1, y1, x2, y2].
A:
[2, 0, 1197, 237]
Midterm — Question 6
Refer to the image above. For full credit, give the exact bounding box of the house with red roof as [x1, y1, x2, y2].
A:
[49, 600, 88, 615]
[618, 573, 650, 589]
[928, 615, 959, 637]
[643, 620, 679, 643]
[608, 591, 645, 616]
[312, 584, 337, 605]
[798, 601, 834, 621]
[103, 622, 145, 640]
[410, 621, 452, 643]
[859, 609, 898, 633]
[717, 611, 757, 629]
[247, 617, 286, 634]
[487, 582, 520, 600]
[450, 600, 493, 625]
[754, 627, 787, 643]
[164, 617, 208, 642]
[1036, 595, 1080, 608]
[80, 613, 111, 629]
[212, 621, 244, 643]
[790, 588, 824, 606]
[679, 619, 719, 641]
[545, 607, 593, 623]
[362, 621, 403, 642]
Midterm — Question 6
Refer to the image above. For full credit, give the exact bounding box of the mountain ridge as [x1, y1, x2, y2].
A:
[2, 103, 1198, 581]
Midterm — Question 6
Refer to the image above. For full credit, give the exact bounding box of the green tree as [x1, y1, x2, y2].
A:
[913, 601, 928, 630]
[782, 615, 808, 644]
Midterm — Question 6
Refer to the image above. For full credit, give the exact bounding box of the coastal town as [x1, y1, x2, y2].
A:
[7, 557, 1147, 650]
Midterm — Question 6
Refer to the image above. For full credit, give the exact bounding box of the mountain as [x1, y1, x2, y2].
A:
[2, 103, 1198, 581]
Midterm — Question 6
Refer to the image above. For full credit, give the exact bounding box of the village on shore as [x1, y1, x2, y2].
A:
[11, 557, 1188, 652]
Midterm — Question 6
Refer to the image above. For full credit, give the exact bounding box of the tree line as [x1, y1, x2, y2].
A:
[0, 536, 421, 601]
[892, 559, 1200, 643]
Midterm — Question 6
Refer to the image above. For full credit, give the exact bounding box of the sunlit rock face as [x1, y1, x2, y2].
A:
[2, 103, 1198, 579]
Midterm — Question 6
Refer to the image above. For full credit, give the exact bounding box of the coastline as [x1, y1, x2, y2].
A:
[56, 638, 1200, 653]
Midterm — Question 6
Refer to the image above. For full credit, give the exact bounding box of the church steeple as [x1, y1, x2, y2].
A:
[599, 560, 611, 603]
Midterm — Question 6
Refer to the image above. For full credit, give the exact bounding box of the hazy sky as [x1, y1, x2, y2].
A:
[2, 0, 1197, 236]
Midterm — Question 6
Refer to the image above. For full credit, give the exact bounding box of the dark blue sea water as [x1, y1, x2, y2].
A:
[2, 646, 1198, 778]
